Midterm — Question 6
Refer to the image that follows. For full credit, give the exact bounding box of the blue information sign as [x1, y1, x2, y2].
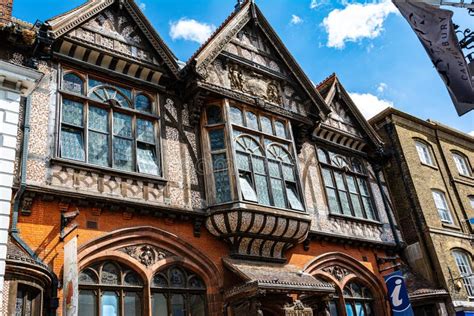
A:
[384, 270, 414, 316]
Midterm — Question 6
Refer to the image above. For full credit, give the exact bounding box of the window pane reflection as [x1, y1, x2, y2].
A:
[171, 294, 185, 316]
[151, 293, 168, 316]
[101, 291, 118, 316]
[78, 290, 97, 316]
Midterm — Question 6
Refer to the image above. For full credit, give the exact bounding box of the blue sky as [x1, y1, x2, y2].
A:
[12, 0, 473, 134]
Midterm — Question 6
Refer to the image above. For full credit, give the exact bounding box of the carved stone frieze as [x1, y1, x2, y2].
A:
[284, 300, 313, 316]
[120, 244, 173, 267]
[322, 265, 350, 281]
[67, 7, 154, 64]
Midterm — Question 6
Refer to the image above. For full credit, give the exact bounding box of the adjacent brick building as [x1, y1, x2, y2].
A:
[371, 108, 474, 316]
[0, 0, 457, 315]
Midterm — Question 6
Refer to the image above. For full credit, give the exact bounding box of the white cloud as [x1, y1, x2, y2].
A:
[377, 82, 387, 94]
[468, 131, 474, 137]
[310, 0, 319, 9]
[322, 0, 398, 49]
[290, 15, 303, 25]
[136, 0, 146, 11]
[349, 92, 393, 119]
[169, 18, 216, 44]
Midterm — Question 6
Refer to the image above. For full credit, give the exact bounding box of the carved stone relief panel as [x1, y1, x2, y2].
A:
[206, 60, 306, 115]
[322, 265, 350, 281]
[119, 244, 173, 267]
[67, 8, 155, 63]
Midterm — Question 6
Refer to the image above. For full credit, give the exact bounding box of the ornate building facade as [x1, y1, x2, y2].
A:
[0, 0, 445, 315]
[371, 108, 474, 316]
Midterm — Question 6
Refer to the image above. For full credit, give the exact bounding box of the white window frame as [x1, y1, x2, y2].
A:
[431, 190, 453, 224]
[453, 250, 474, 297]
[415, 140, 434, 166]
[452, 152, 471, 177]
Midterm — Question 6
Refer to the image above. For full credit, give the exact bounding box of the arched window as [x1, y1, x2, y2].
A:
[342, 281, 374, 316]
[317, 147, 376, 220]
[452, 151, 471, 177]
[63, 73, 84, 95]
[235, 135, 269, 204]
[431, 190, 453, 224]
[151, 266, 206, 316]
[414, 139, 434, 166]
[78, 261, 143, 316]
[452, 250, 474, 297]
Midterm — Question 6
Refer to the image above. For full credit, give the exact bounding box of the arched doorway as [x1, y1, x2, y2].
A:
[303, 252, 388, 316]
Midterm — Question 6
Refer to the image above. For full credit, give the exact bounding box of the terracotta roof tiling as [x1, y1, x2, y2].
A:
[6, 237, 48, 270]
[402, 267, 449, 299]
[223, 258, 334, 291]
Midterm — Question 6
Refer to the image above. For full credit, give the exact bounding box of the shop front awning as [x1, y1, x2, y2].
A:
[223, 258, 335, 301]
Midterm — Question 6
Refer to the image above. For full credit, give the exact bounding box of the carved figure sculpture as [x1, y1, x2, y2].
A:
[228, 64, 244, 91]
[267, 81, 281, 104]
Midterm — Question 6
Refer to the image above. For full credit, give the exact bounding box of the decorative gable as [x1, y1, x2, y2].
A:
[190, 2, 329, 123]
[46, 0, 179, 84]
[66, 7, 156, 65]
[315, 74, 382, 152]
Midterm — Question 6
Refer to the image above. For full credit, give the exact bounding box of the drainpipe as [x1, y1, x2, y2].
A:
[433, 127, 473, 235]
[373, 164, 402, 250]
[9, 96, 59, 316]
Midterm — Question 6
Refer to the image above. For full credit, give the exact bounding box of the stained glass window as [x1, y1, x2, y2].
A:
[62, 99, 84, 127]
[63, 73, 84, 94]
[79, 261, 143, 316]
[151, 266, 207, 316]
[318, 147, 378, 220]
[343, 282, 374, 316]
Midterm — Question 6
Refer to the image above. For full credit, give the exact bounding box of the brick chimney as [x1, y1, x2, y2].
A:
[0, 0, 13, 24]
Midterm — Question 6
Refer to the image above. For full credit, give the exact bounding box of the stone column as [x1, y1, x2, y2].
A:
[0, 60, 42, 310]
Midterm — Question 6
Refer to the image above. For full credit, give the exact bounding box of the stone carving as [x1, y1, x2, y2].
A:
[267, 81, 281, 104]
[322, 265, 350, 281]
[67, 7, 154, 63]
[228, 64, 244, 91]
[284, 300, 313, 316]
[120, 245, 171, 267]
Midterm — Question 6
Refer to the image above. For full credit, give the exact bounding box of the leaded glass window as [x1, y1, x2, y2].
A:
[318, 147, 378, 220]
[343, 282, 374, 316]
[59, 69, 161, 176]
[78, 261, 143, 316]
[151, 266, 207, 316]
[230, 104, 303, 211]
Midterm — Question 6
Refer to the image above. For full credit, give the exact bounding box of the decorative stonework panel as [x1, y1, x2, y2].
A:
[322, 265, 350, 281]
[49, 165, 165, 204]
[119, 244, 173, 267]
[67, 8, 155, 64]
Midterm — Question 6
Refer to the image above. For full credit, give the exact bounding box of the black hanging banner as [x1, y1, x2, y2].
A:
[394, 1, 474, 116]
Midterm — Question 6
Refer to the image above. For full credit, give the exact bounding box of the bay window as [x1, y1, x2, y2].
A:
[59, 69, 161, 176]
[317, 147, 377, 220]
[203, 102, 304, 211]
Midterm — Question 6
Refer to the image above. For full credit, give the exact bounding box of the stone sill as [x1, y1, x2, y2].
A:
[420, 161, 438, 171]
[328, 213, 384, 226]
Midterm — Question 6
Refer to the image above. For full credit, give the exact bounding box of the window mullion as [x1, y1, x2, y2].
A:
[342, 173, 355, 217]
[109, 108, 114, 168]
[354, 175, 368, 219]
[84, 101, 89, 164]
[132, 115, 137, 172]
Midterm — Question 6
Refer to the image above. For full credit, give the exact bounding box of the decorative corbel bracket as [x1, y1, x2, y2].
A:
[60, 209, 80, 240]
